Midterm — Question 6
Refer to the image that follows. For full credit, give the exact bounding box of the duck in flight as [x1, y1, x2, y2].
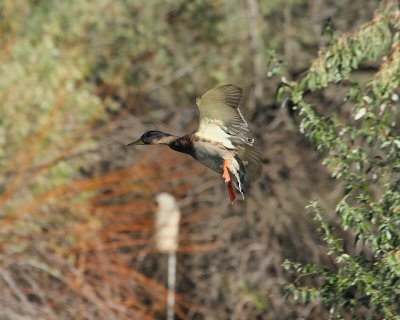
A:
[127, 84, 261, 203]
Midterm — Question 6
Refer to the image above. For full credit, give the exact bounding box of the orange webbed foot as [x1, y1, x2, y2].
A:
[222, 159, 231, 183]
[227, 180, 236, 204]
[222, 159, 236, 204]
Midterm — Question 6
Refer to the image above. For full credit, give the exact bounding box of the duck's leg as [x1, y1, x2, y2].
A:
[222, 159, 236, 203]
[222, 159, 231, 183]
[227, 181, 236, 204]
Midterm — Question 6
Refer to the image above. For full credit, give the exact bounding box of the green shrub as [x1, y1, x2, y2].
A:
[281, 6, 400, 319]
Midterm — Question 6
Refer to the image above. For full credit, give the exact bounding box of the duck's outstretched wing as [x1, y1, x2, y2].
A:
[195, 84, 262, 190]
[195, 84, 249, 148]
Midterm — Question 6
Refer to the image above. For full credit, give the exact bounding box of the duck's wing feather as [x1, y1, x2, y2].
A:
[195, 84, 262, 185]
[235, 143, 262, 183]
[195, 84, 249, 148]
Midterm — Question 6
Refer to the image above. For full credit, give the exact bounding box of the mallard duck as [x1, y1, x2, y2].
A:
[127, 84, 261, 203]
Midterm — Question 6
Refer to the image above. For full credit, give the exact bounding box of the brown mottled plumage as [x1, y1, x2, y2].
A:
[127, 84, 261, 203]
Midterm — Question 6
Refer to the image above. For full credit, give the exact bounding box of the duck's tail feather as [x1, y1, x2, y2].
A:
[230, 155, 246, 199]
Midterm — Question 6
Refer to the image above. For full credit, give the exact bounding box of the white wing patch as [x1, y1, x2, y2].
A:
[196, 117, 235, 149]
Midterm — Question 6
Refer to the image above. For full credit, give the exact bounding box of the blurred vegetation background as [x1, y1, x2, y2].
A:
[0, 0, 399, 319]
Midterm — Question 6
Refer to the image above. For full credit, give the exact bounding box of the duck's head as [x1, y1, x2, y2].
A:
[127, 131, 176, 146]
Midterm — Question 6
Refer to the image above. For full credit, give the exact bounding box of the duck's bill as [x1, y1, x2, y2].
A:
[127, 139, 144, 146]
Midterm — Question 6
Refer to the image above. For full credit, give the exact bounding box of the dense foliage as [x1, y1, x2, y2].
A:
[281, 6, 400, 319]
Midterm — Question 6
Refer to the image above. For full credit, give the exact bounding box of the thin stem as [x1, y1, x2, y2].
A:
[167, 252, 177, 320]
